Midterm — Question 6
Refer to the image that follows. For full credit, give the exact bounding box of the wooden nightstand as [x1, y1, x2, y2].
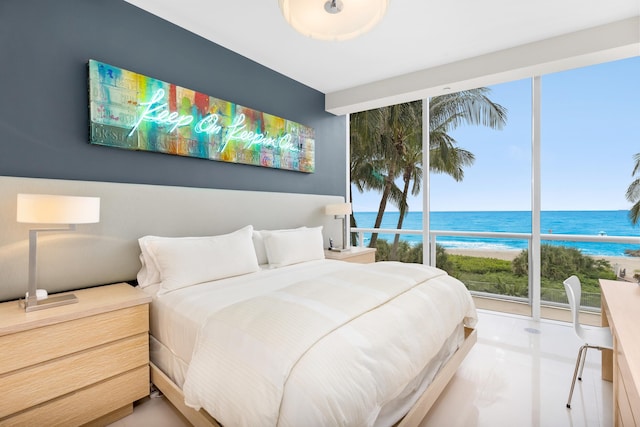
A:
[0, 283, 151, 426]
[324, 247, 376, 264]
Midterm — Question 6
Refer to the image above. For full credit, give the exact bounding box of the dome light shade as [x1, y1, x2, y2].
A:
[278, 0, 389, 41]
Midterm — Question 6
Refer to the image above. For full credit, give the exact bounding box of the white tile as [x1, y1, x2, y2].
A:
[111, 311, 613, 427]
[421, 311, 613, 427]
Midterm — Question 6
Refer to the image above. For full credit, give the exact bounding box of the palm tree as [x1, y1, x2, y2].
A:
[625, 153, 640, 224]
[349, 108, 394, 246]
[391, 105, 422, 259]
[391, 150, 422, 258]
[429, 90, 507, 179]
[350, 88, 507, 252]
[351, 103, 418, 248]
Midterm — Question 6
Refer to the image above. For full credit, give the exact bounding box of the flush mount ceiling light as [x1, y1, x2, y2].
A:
[278, 0, 389, 41]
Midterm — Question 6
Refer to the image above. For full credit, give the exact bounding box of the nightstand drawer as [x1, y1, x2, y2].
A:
[0, 365, 149, 427]
[0, 333, 148, 418]
[0, 305, 148, 375]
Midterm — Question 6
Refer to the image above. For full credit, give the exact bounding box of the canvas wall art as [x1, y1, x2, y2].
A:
[88, 60, 315, 173]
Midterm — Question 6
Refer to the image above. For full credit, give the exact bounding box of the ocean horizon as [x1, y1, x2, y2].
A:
[353, 210, 640, 257]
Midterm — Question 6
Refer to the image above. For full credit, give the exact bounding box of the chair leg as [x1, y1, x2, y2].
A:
[578, 346, 588, 381]
[567, 345, 587, 409]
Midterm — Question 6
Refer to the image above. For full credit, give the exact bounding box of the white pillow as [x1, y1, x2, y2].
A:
[139, 225, 260, 294]
[263, 226, 325, 268]
[252, 230, 269, 265]
[137, 236, 162, 288]
[252, 227, 306, 265]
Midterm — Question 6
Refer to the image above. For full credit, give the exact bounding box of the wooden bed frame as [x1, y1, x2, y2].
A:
[150, 326, 477, 427]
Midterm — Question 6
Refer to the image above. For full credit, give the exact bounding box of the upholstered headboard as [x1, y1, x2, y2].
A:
[0, 176, 344, 302]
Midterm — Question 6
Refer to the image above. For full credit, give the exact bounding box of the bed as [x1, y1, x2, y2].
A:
[0, 176, 477, 426]
[138, 225, 478, 427]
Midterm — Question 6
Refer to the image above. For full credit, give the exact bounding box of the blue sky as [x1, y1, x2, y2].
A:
[352, 56, 640, 213]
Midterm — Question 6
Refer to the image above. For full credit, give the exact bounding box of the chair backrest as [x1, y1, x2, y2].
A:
[563, 275, 585, 337]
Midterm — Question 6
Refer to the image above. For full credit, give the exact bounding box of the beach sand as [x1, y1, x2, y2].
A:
[445, 248, 640, 281]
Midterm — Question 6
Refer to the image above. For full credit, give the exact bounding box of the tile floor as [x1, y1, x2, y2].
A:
[109, 310, 613, 427]
[419, 310, 612, 427]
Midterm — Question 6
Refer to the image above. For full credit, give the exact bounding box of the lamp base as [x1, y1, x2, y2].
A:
[21, 293, 78, 312]
[328, 247, 351, 252]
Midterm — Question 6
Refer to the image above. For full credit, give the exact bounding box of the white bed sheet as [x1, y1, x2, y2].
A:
[150, 322, 465, 426]
[147, 260, 355, 374]
[146, 259, 477, 426]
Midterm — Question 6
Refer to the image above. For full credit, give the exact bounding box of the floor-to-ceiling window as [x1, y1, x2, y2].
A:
[428, 79, 533, 315]
[430, 57, 640, 319]
[538, 57, 640, 311]
[351, 56, 640, 320]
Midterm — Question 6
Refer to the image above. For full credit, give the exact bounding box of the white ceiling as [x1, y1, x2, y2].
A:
[125, 0, 639, 113]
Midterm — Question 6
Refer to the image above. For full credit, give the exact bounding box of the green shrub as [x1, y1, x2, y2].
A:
[374, 239, 390, 261]
[375, 241, 451, 265]
[515, 244, 591, 279]
[435, 244, 453, 273]
[512, 244, 615, 277]
[372, 240, 616, 306]
[373, 239, 423, 263]
[511, 244, 616, 293]
[449, 254, 512, 274]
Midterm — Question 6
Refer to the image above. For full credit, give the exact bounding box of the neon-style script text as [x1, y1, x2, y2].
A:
[129, 89, 297, 152]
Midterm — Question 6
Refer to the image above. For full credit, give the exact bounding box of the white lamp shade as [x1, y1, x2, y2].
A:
[325, 203, 352, 216]
[278, 0, 388, 41]
[17, 194, 100, 224]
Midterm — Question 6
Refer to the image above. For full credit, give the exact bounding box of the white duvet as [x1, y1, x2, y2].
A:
[181, 261, 477, 427]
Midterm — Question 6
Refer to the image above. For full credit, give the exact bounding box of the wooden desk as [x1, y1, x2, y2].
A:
[600, 279, 640, 426]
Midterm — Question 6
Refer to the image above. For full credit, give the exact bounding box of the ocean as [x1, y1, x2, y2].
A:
[352, 211, 640, 257]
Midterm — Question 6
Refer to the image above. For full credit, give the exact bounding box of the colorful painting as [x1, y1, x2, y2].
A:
[88, 60, 315, 173]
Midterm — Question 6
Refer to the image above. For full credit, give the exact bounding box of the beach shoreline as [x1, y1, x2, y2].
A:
[445, 248, 640, 280]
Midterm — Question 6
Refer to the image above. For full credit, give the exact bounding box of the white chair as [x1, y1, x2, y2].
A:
[563, 275, 613, 409]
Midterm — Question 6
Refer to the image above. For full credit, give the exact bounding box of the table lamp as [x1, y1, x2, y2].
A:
[325, 202, 351, 251]
[17, 193, 100, 312]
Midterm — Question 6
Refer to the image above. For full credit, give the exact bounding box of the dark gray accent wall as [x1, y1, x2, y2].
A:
[0, 1, 346, 197]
